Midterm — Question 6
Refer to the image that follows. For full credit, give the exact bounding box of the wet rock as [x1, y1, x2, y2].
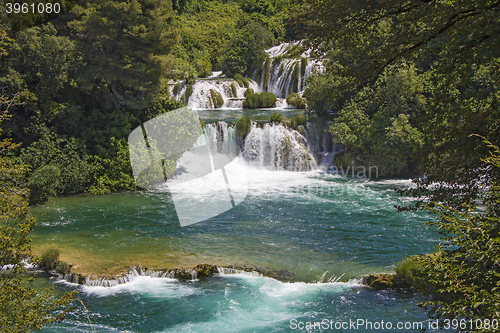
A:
[362, 274, 396, 290]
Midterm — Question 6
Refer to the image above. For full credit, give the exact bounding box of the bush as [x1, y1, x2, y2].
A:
[183, 84, 193, 103]
[286, 93, 306, 109]
[235, 116, 251, 137]
[209, 89, 224, 108]
[285, 44, 305, 58]
[395, 255, 435, 293]
[270, 113, 283, 123]
[244, 92, 276, 108]
[173, 83, 181, 96]
[242, 78, 249, 88]
[244, 88, 254, 97]
[41, 247, 60, 270]
[263, 58, 271, 88]
[55, 261, 70, 275]
[27, 164, 60, 204]
[231, 83, 238, 97]
[290, 114, 307, 129]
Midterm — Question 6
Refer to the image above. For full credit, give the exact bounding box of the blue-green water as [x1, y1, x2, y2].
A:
[31, 167, 447, 332]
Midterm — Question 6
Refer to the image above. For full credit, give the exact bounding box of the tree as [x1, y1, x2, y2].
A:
[302, 0, 500, 84]
[328, 65, 426, 176]
[418, 139, 500, 330]
[65, 0, 178, 110]
[301, 0, 500, 207]
[0, 29, 75, 332]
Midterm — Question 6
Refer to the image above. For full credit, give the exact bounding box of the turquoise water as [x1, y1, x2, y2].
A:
[31, 167, 447, 332]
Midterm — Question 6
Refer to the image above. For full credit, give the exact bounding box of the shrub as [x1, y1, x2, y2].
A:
[27, 164, 60, 204]
[245, 92, 277, 109]
[290, 114, 307, 129]
[235, 116, 251, 137]
[209, 89, 224, 108]
[291, 63, 300, 93]
[270, 113, 283, 123]
[286, 93, 306, 109]
[244, 88, 254, 97]
[263, 58, 271, 88]
[395, 255, 435, 293]
[231, 83, 238, 97]
[41, 247, 60, 270]
[300, 58, 307, 78]
[173, 83, 181, 96]
[234, 74, 244, 87]
[242, 78, 249, 88]
[285, 44, 305, 58]
[55, 261, 70, 275]
[183, 84, 193, 103]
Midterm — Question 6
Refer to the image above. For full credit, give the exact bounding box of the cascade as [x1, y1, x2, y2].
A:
[196, 121, 337, 172]
[301, 121, 341, 171]
[169, 78, 260, 110]
[168, 42, 323, 108]
[242, 123, 316, 171]
[252, 42, 324, 99]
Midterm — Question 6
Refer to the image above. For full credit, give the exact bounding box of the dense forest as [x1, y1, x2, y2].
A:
[1, 0, 301, 202]
[1, 0, 500, 331]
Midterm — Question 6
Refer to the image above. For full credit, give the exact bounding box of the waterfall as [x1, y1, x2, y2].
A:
[252, 42, 325, 99]
[301, 121, 341, 172]
[168, 42, 323, 109]
[195, 121, 337, 172]
[154, 120, 335, 174]
[242, 123, 316, 171]
[169, 78, 260, 110]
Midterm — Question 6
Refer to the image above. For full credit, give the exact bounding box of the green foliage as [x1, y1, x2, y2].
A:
[196, 50, 212, 78]
[55, 261, 70, 275]
[270, 112, 283, 123]
[234, 74, 249, 88]
[395, 255, 436, 294]
[66, 0, 177, 108]
[263, 58, 271, 88]
[302, 0, 500, 206]
[219, 22, 273, 77]
[40, 247, 59, 270]
[0, 95, 75, 330]
[289, 114, 307, 129]
[89, 138, 136, 195]
[244, 92, 277, 108]
[183, 84, 194, 103]
[231, 83, 238, 97]
[286, 93, 306, 109]
[242, 78, 250, 88]
[416, 140, 500, 326]
[285, 44, 304, 58]
[244, 88, 254, 97]
[27, 164, 60, 204]
[209, 89, 224, 108]
[20, 133, 97, 196]
[303, 67, 357, 117]
[329, 65, 426, 176]
[173, 83, 181, 96]
[235, 115, 251, 137]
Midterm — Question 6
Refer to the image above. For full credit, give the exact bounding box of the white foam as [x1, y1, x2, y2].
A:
[78, 276, 196, 298]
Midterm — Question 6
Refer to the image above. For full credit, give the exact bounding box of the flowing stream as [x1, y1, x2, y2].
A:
[29, 116, 448, 332]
